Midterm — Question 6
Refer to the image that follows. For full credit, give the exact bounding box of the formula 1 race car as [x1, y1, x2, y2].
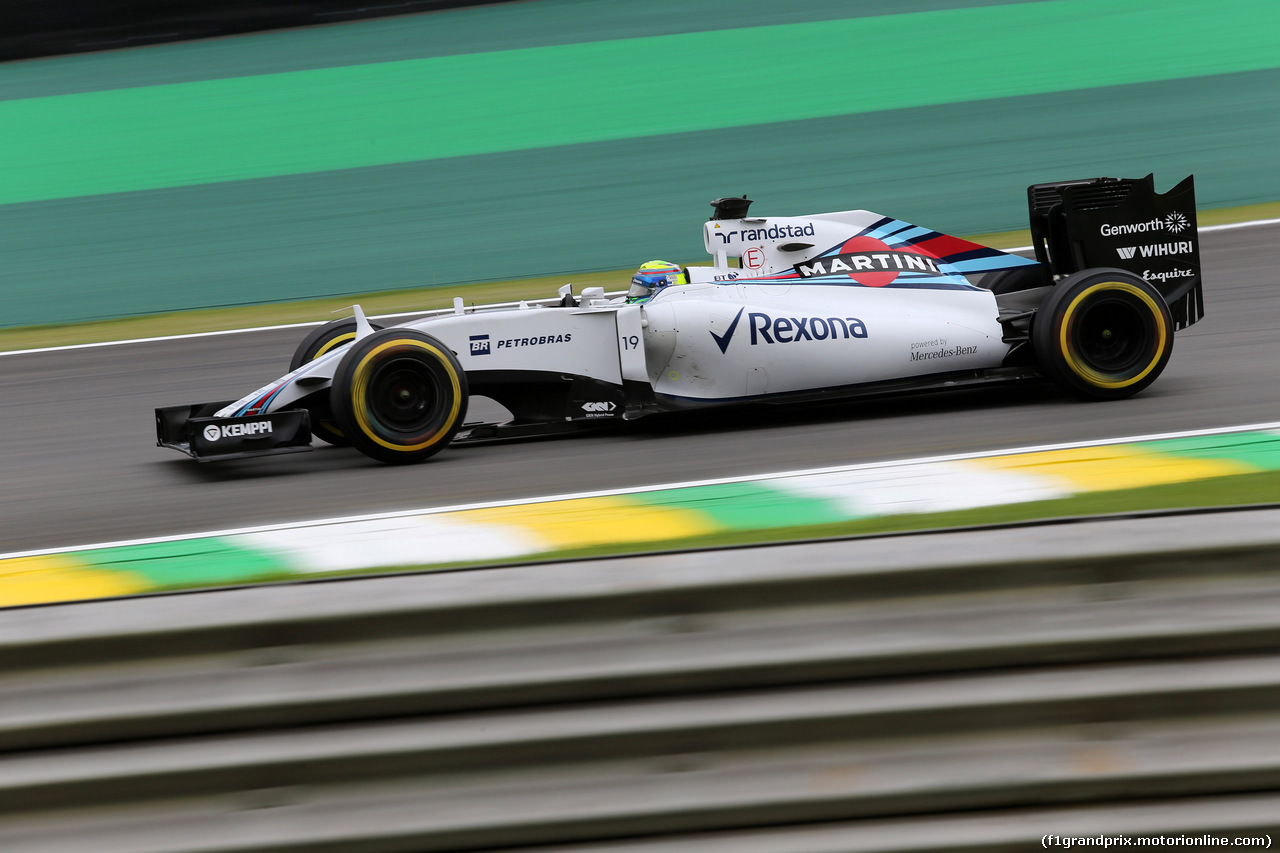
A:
[157, 174, 1204, 464]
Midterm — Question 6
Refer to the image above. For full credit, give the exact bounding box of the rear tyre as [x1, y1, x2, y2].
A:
[1031, 268, 1173, 400]
[330, 329, 468, 464]
[289, 318, 384, 445]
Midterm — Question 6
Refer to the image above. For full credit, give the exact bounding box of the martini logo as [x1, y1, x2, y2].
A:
[794, 236, 941, 286]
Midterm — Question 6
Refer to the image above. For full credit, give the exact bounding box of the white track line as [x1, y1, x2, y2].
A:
[0, 309, 451, 358]
[5, 420, 1278, 561]
[4, 217, 1278, 358]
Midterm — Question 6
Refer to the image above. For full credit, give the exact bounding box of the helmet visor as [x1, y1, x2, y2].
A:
[628, 270, 675, 302]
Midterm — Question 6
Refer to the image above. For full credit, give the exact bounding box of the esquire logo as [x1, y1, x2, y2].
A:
[1143, 268, 1195, 284]
[203, 422, 273, 442]
[710, 307, 868, 354]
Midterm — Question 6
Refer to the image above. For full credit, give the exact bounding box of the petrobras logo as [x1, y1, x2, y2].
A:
[1115, 241, 1194, 260]
[709, 307, 868, 353]
[495, 333, 572, 350]
[203, 421, 273, 442]
[1100, 212, 1192, 237]
[469, 334, 491, 356]
[794, 236, 943, 287]
[712, 222, 815, 245]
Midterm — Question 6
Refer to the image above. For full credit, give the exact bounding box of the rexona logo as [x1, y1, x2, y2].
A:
[709, 308, 869, 353]
[469, 335, 491, 356]
[1115, 241, 1194, 260]
[794, 236, 941, 287]
[712, 222, 815, 245]
[1100, 212, 1192, 237]
[203, 422, 273, 442]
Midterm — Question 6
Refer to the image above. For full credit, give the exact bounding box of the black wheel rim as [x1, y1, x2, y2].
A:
[1071, 294, 1154, 377]
[366, 357, 445, 436]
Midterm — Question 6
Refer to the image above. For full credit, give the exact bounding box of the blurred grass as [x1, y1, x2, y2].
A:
[378, 469, 1280, 577]
[4, 201, 1275, 354]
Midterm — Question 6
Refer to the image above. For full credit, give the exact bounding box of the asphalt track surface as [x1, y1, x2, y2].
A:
[3, 225, 1277, 555]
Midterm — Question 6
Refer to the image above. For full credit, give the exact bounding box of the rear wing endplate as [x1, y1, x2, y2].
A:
[1028, 174, 1203, 328]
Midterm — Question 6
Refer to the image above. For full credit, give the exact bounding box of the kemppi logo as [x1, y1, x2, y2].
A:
[203, 421, 274, 442]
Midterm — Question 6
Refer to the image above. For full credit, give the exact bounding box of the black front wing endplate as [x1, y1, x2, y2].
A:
[156, 402, 313, 462]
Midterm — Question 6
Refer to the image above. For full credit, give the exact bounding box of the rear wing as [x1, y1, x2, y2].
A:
[1028, 174, 1203, 328]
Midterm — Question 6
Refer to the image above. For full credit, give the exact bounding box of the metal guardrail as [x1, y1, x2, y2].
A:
[3, 510, 1280, 850]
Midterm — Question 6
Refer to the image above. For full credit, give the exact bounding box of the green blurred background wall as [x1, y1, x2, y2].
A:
[2, 0, 1278, 327]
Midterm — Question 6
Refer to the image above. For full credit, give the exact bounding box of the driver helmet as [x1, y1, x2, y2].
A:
[627, 260, 687, 303]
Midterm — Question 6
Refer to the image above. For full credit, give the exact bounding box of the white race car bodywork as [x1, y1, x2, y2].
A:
[219, 277, 1008, 420]
[218, 208, 1021, 424]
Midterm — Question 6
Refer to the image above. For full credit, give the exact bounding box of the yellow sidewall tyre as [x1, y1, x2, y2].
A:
[330, 329, 468, 464]
[289, 318, 384, 445]
[1031, 268, 1173, 401]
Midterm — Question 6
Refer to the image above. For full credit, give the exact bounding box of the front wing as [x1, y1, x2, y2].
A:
[156, 402, 313, 462]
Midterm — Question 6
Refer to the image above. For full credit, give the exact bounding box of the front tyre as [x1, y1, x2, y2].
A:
[1032, 268, 1173, 400]
[330, 329, 468, 464]
[290, 318, 385, 445]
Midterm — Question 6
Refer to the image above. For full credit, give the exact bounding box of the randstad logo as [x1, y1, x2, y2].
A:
[710, 308, 868, 353]
[713, 223, 816, 245]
